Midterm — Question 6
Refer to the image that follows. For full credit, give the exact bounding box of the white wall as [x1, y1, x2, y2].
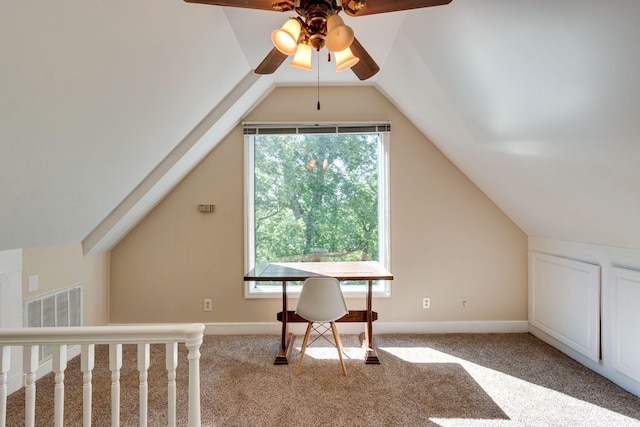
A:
[0, 249, 24, 393]
[529, 237, 640, 397]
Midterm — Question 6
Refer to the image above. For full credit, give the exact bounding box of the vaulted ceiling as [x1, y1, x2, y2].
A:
[2, 0, 640, 253]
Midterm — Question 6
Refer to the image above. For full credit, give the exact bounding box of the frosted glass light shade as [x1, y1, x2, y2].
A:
[325, 14, 355, 52]
[290, 43, 313, 71]
[271, 18, 302, 55]
[334, 46, 359, 72]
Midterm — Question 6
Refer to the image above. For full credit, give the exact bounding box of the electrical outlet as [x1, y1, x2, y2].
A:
[422, 297, 431, 309]
[203, 299, 213, 312]
[461, 297, 468, 308]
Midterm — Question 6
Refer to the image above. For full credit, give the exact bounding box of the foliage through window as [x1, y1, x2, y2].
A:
[244, 124, 390, 296]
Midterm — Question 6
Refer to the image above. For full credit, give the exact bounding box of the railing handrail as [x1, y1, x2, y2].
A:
[0, 324, 205, 346]
[0, 323, 204, 427]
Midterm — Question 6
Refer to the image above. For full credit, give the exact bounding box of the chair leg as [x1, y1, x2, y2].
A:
[330, 322, 348, 376]
[296, 322, 313, 376]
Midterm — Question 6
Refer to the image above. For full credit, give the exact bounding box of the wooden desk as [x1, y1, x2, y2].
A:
[244, 261, 393, 365]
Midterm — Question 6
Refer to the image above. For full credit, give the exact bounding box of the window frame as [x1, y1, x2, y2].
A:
[243, 122, 391, 299]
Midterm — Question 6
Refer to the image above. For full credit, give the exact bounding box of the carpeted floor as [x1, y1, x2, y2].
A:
[5, 333, 640, 426]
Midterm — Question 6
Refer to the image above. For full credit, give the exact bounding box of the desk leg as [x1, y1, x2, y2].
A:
[275, 280, 294, 365]
[361, 279, 380, 364]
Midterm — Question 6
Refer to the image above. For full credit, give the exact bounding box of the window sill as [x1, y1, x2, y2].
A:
[244, 282, 392, 299]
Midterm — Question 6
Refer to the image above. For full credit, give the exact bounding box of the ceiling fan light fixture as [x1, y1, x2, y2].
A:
[324, 13, 355, 52]
[290, 43, 313, 71]
[271, 18, 302, 56]
[334, 46, 359, 72]
[187, 0, 453, 80]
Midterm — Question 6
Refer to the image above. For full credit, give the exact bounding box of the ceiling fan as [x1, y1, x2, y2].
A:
[183, 0, 452, 80]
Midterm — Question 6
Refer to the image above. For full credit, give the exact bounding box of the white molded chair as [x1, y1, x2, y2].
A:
[295, 277, 349, 376]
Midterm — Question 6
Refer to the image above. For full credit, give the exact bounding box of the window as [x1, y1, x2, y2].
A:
[244, 123, 390, 297]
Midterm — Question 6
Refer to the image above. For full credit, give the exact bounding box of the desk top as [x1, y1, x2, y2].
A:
[244, 261, 393, 282]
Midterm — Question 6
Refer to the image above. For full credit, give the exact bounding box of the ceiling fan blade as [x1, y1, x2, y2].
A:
[349, 38, 379, 81]
[255, 48, 288, 75]
[183, 0, 278, 11]
[343, 0, 452, 17]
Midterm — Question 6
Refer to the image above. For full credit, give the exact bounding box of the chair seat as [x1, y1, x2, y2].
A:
[295, 277, 349, 376]
[295, 277, 349, 322]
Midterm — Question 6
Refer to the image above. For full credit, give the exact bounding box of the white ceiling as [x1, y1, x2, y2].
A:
[2, 0, 640, 253]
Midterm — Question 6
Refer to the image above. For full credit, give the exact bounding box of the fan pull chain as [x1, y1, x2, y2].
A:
[317, 49, 321, 110]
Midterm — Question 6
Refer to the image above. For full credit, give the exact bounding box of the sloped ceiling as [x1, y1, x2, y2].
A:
[1, 0, 640, 253]
[377, 1, 640, 249]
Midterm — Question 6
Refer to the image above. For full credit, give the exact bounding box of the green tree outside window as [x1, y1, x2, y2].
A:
[254, 133, 380, 265]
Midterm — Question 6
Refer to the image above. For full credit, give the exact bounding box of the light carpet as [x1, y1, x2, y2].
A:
[5, 333, 640, 426]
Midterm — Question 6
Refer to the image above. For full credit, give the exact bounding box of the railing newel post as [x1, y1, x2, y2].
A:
[186, 331, 204, 427]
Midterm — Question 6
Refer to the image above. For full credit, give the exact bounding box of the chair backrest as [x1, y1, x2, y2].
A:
[295, 277, 348, 323]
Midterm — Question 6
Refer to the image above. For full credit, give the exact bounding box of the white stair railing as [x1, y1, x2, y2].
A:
[0, 323, 204, 427]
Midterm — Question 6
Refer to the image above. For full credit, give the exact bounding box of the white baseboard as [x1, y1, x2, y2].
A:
[531, 325, 640, 398]
[203, 320, 530, 336]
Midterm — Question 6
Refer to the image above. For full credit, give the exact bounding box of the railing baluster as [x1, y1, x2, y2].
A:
[109, 344, 122, 427]
[166, 342, 178, 427]
[52, 345, 67, 427]
[186, 337, 203, 427]
[0, 346, 10, 427]
[0, 324, 204, 427]
[137, 343, 150, 427]
[81, 344, 95, 427]
[23, 345, 38, 427]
